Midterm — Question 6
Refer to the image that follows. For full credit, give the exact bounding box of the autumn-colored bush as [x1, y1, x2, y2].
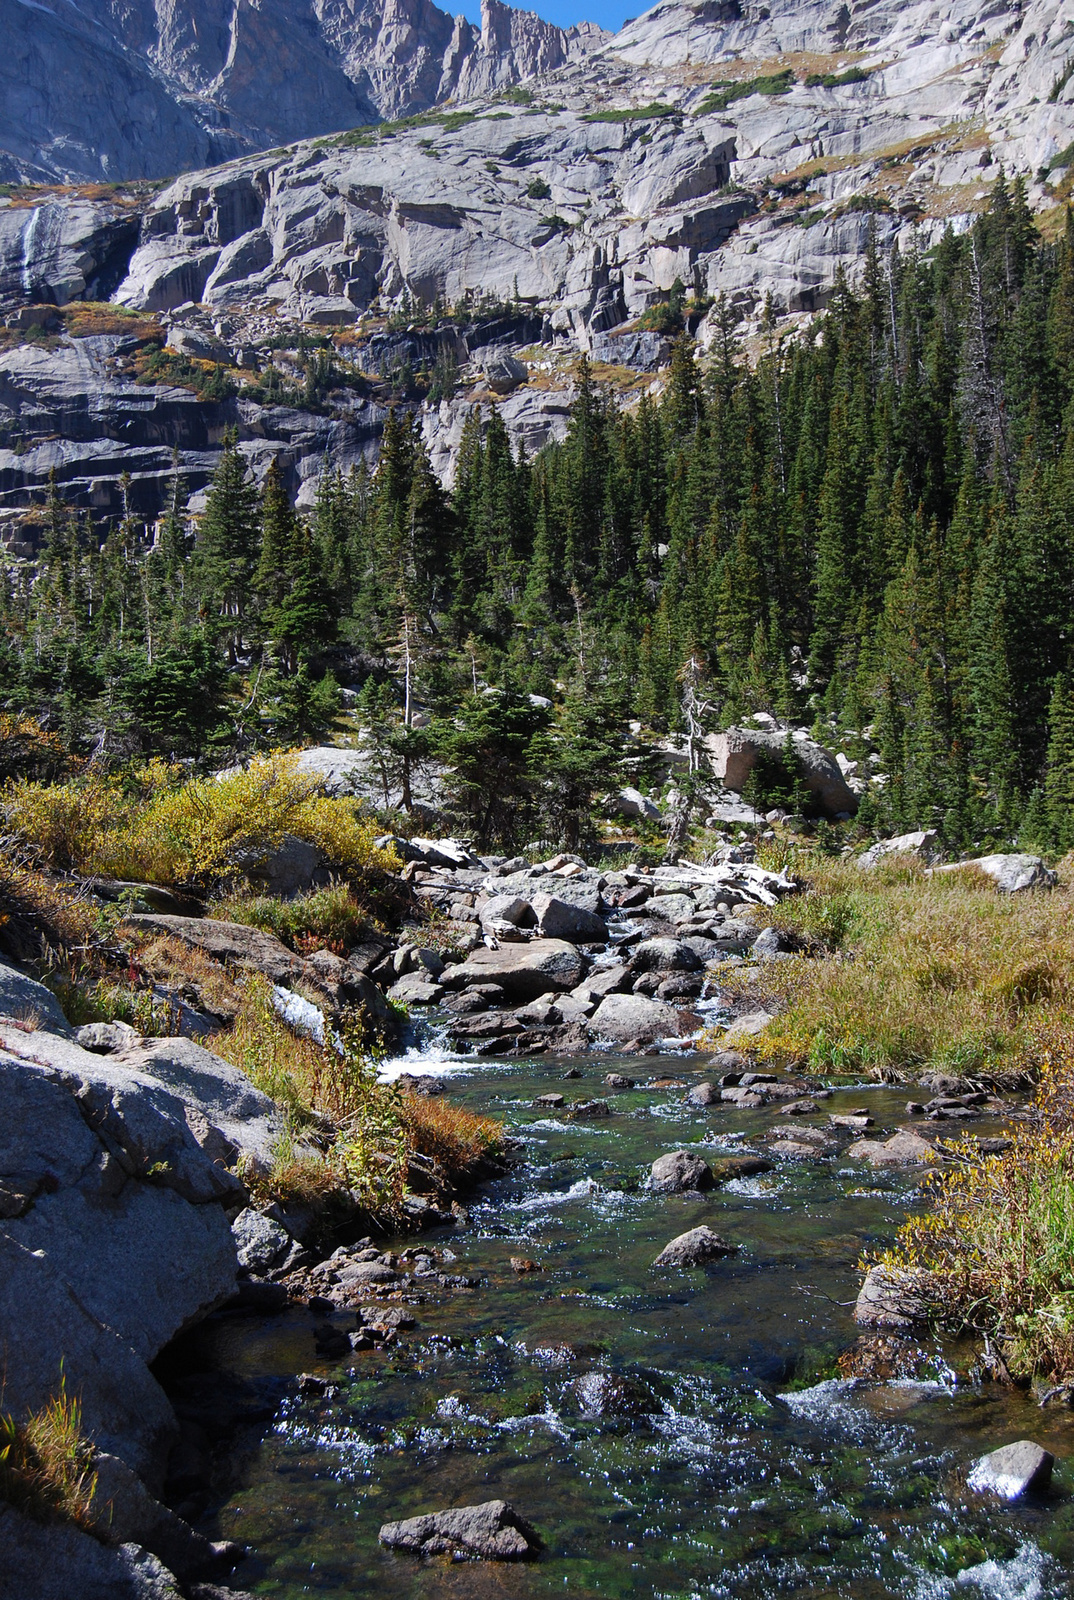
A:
[882, 1030, 1074, 1381]
[4, 753, 399, 890]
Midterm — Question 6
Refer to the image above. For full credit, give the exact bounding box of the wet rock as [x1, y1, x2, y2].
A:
[687, 1081, 720, 1107]
[379, 1499, 542, 1560]
[721, 1086, 766, 1106]
[708, 1154, 774, 1182]
[652, 1225, 738, 1267]
[589, 993, 698, 1043]
[650, 1149, 713, 1192]
[777, 1099, 819, 1115]
[967, 1440, 1054, 1501]
[535, 1092, 565, 1107]
[313, 1323, 352, 1358]
[387, 973, 443, 1006]
[847, 1131, 940, 1166]
[604, 1073, 635, 1090]
[567, 1098, 612, 1120]
[854, 1265, 936, 1330]
[830, 1113, 873, 1130]
[768, 1138, 827, 1159]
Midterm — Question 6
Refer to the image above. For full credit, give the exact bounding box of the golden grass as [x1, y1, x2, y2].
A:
[403, 1092, 502, 1179]
[883, 1033, 1074, 1381]
[717, 853, 1074, 1081]
[4, 753, 399, 891]
[0, 1375, 97, 1528]
[208, 883, 378, 954]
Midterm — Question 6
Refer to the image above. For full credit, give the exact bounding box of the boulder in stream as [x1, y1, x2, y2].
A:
[967, 1440, 1055, 1501]
[652, 1225, 738, 1268]
[650, 1150, 714, 1192]
[588, 993, 698, 1044]
[379, 1499, 542, 1560]
[847, 1131, 939, 1166]
[439, 938, 586, 999]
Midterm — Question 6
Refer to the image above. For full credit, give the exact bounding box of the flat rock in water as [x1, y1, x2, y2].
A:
[379, 1499, 542, 1560]
[650, 1149, 714, 1192]
[439, 939, 585, 1000]
[847, 1131, 939, 1166]
[967, 1440, 1055, 1500]
[708, 1154, 774, 1182]
[653, 1225, 738, 1267]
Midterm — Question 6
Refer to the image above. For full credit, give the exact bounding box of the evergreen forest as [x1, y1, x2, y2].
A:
[4, 176, 1074, 854]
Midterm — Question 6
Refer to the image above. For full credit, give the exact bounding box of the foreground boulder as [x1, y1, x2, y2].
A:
[379, 1500, 542, 1560]
[439, 939, 586, 1000]
[530, 891, 607, 943]
[650, 1150, 714, 1192]
[0, 968, 306, 1482]
[0, 1503, 185, 1600]
[652, 1226, 738, 1267]
[967, 1440, 1055, 1501]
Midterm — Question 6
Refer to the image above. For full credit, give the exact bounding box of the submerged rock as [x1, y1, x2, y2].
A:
[854, 1266, 936, 1331]
[652, 1225, 738, 1267]
[967, 1440, 1055, 1501]
[379, 1499, 542, 1560]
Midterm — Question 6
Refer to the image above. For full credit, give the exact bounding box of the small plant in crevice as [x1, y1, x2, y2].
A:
[0, 1373, 97, 1529]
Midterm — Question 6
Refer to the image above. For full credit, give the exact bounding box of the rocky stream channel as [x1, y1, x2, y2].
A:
[170, 1024, 1074, 1600]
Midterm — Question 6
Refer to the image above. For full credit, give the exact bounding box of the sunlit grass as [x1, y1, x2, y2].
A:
[0, 1374, 97, 1528]
[719, 854, 1074, 1080]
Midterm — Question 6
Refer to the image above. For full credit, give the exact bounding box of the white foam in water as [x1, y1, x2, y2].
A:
[377, 1023, 476, 1083]
[271, 984, 326, 1042]
[956, 1545, 1050, 1600]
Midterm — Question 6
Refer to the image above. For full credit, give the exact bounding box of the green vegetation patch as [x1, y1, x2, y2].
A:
[805, 67, 870, 88]
[697, 70, 794, 114]
[583, 102, 680, 123]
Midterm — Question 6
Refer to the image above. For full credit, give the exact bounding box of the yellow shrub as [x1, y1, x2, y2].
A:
[4, 753, 399, 890]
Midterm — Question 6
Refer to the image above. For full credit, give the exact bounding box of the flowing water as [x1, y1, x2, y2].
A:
[178, 1037, 1074, 1599]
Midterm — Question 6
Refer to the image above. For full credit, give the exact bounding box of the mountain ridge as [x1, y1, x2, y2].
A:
[0, 0, 604, 184]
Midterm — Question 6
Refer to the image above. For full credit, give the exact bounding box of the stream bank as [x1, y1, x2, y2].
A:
[167, 1039, 1074, 1600]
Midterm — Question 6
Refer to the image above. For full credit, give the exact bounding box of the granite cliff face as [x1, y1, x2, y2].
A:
[0, 0, 596, 183]
[2, 0, 1074, 515]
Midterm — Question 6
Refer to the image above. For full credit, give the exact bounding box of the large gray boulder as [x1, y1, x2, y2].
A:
[0, 1504, 184, 1600]
[530, 892, 607, 943]
[630, 938, 703, 973]
[704, 727, 858, 818]
[856, 830, 939, 870]
[0, 958, 74, 1037]
[0, 982, 303, 1483]
[588, 992, 698, 1043]
[122, 914, 303, 985]
[934, 853, 1058, 893]
[439, 938, 586, 1000]
[967, 1440, 1055, 1501]
[379, 1500, 542, 1561]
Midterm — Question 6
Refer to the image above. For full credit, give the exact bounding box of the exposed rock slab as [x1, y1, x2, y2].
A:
[439, 938, 585, 999]
[379, 1499, 542, 1560]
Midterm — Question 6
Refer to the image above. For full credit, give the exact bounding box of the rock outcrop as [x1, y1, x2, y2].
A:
[0, 958, 293, 1483]
[379, 1499, 543, 1560]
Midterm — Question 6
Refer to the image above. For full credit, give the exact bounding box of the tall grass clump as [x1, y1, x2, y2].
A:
[3, 753, 398, 891]
[209, 882, 373, 952]
[213, 977, 501, 1219]
[720, 853, 1074, 1079]
[0, 1374, 97, 1528]
[882, 1033, 1074, 1381]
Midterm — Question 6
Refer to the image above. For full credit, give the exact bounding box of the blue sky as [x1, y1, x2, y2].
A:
[455, 0, 638, 31]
